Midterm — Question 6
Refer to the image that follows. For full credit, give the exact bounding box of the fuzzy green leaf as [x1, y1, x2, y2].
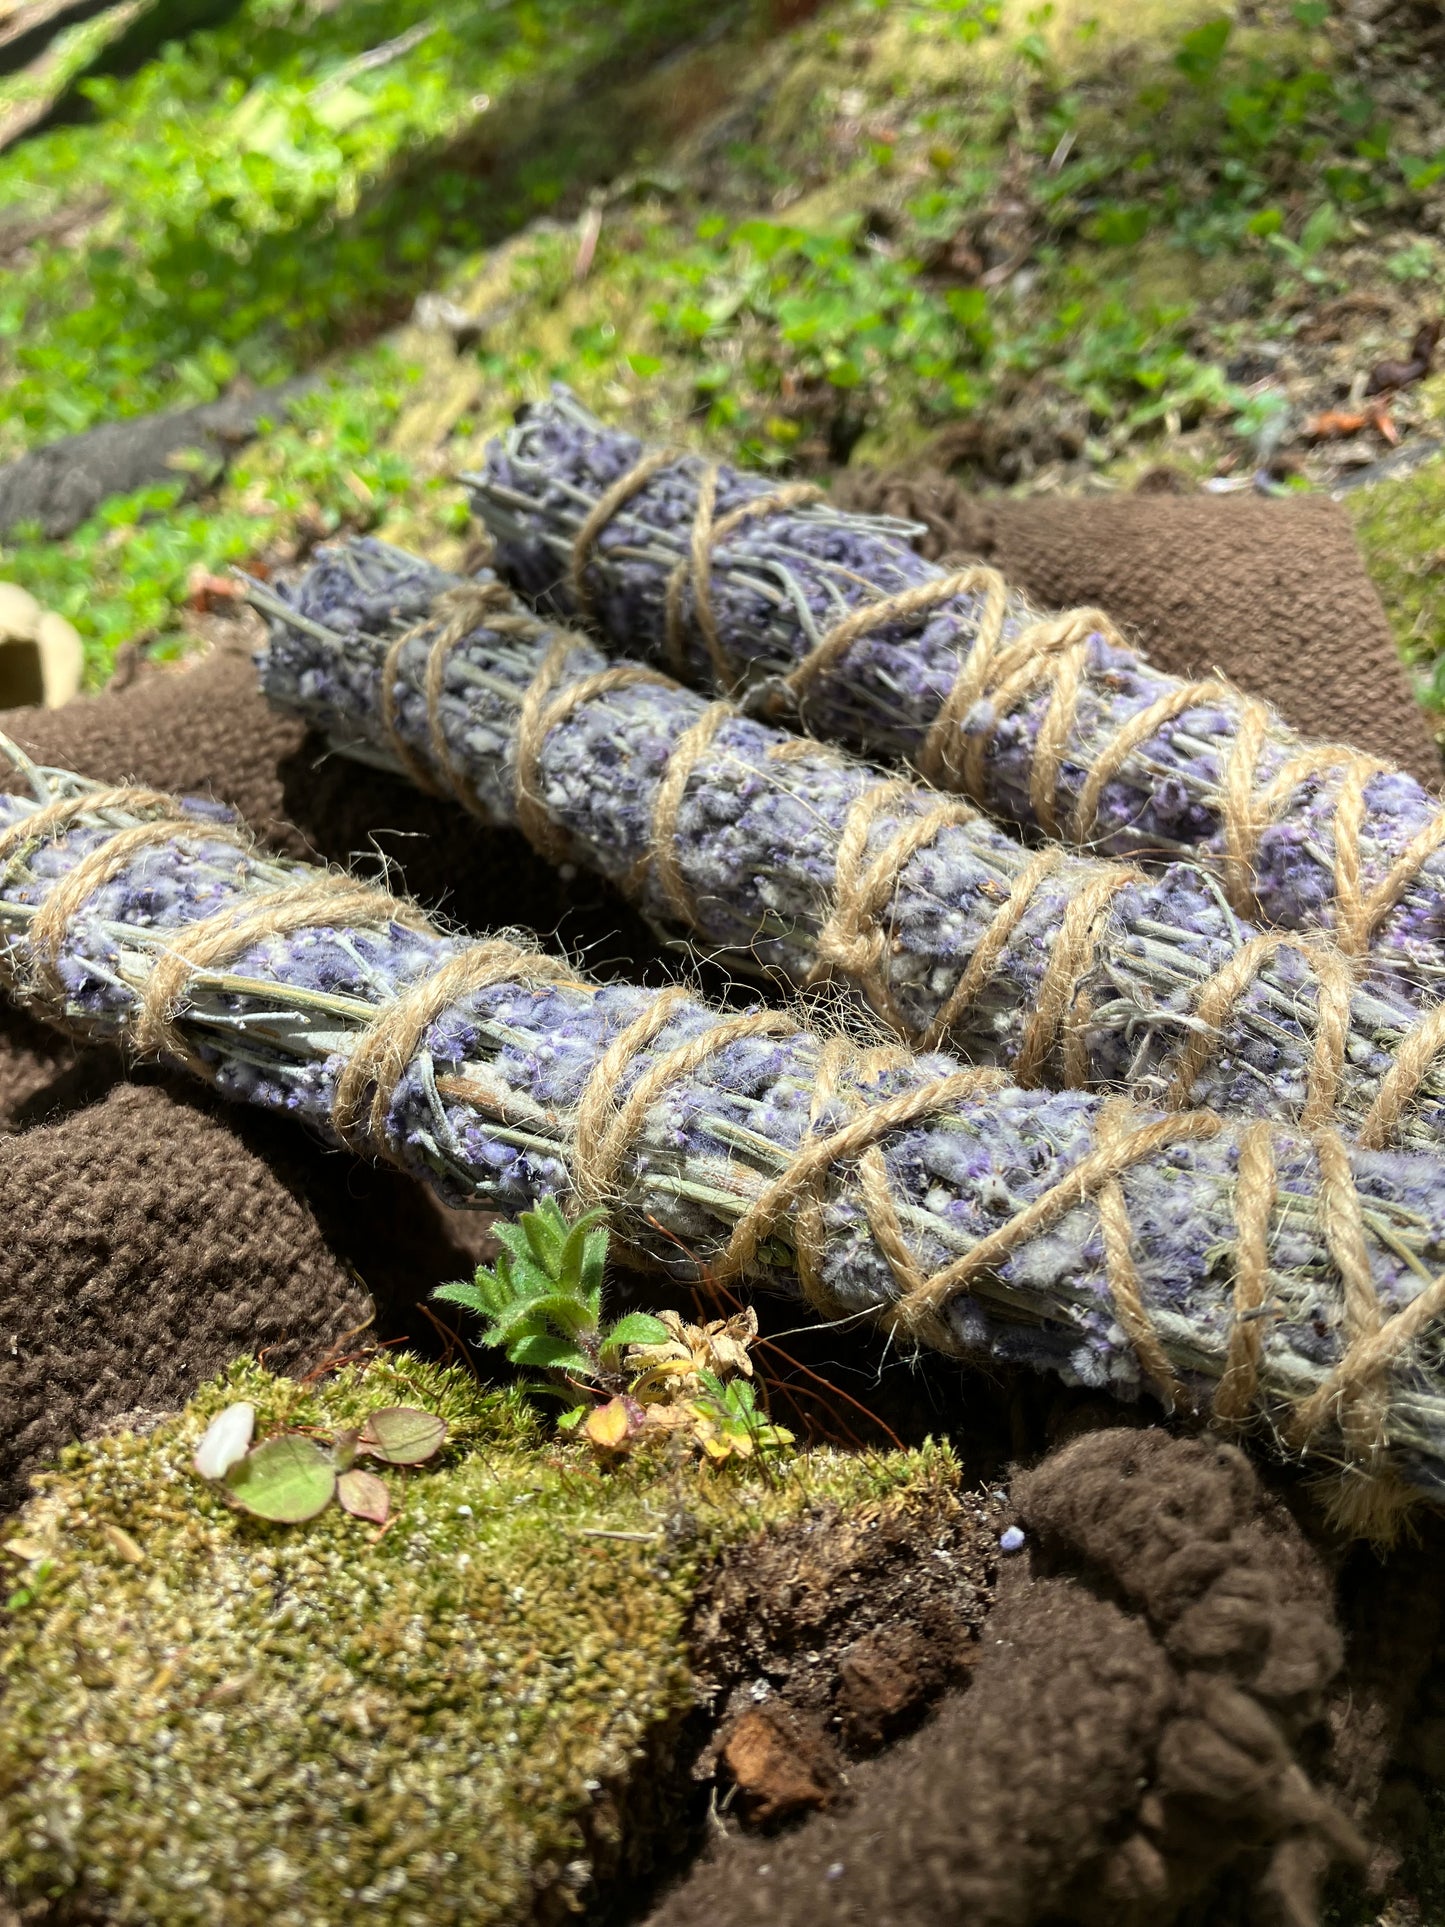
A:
[526, 1289, 600, 1339]
[600, 1312, 672, 1356]
[433, 1280, 490, 1314]
[493, 1220, 541, 1277]
[478, 1292, 555, 1342]
[507, 1333, 592, 1375]
[556, 1219, 590, 1294]
[521, 1197, 571, 1275]
[578, 1226, 609, 1301]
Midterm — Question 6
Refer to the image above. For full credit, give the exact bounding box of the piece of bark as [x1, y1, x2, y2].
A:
[0, 380, 310, 539]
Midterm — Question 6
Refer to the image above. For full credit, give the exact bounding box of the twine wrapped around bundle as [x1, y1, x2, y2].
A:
[470, 388, 1445, 991]
[255, 538, 1445, 1153]
[6, 738, 1445, 1519]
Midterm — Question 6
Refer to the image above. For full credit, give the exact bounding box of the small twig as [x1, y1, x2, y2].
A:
[313, 20, 436, 99]
[572, 1527, 665, 1542]
[574, 200, 603, 281]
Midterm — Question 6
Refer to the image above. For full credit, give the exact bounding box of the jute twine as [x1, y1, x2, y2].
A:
[562, 453, 1445, 958]
[368, 587, 1445, 1147]
[6, 768, 1444, 1475]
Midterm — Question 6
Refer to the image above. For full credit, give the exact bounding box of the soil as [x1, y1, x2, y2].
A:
[690, 1479, 1007, 1792]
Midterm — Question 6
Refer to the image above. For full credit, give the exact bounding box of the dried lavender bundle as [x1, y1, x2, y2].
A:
[254, 537, 1445, 1154]
[6, 739, 1445, 1512]
[469, 388, 1445, 991]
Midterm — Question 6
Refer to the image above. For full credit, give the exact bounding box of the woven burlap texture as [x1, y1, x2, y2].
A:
[0, 1050, 493, 1515]
[651, 1429, 1358, 1927]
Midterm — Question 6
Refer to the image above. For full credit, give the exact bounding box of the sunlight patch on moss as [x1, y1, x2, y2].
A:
[864, 0, 1236, 92]
[1347, 444, 1445, 714]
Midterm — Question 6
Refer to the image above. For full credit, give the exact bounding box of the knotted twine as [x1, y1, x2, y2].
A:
[562, 453, 1445, 959]
[4, 754, 1444, 1501]
[366, 588, 1445, 1150]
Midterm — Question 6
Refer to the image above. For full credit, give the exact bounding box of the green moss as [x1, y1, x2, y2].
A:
[0, 1355, 955, 1924]
[11, 0, 1439, 682]
[0, 356, 445, 685]
[1346, 443, 1445, 712]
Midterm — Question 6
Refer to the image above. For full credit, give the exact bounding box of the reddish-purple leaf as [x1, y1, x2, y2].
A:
[337, 1468, 390, 1525]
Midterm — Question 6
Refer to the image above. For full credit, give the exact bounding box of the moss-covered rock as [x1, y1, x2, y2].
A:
[1347, 426, 1445, 717]
[0, 1355, 965, 1925]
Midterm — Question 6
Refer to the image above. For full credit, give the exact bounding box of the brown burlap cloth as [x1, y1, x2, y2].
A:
[655, 1431, 1363, 1927]
[0, 1077, 491, 1513]
[832, 474, 1442, 789]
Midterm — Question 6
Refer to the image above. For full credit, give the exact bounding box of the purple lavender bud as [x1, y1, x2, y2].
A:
[469, 389, 1445, 991]
[5, 749, 1445, 1506]
[255, 537, 1445, 1152]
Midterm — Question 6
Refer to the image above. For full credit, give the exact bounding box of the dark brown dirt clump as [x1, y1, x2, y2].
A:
[652, 1429, 1359, 1927]
[692, 1479, 1004, 1771]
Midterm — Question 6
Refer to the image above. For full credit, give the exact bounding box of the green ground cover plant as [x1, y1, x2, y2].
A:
[0, 357, 433, 678]
[5, 0, 1445, 700]
[518, 0, 1442, 463]
[0, 0, 743, 456]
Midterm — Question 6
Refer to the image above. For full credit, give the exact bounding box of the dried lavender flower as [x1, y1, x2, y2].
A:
[255, 536, 1445, 1153]
[468, 388, 1445, 992]
[4, 739, 1445, 1515]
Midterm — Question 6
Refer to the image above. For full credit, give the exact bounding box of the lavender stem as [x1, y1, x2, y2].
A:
[6, 738, 1445, 1508]
[256, 536, 1445, 1153]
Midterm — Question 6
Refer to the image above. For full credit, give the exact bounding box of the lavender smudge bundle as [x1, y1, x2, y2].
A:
[8, 737, 1445, 1515]
[468, 388, 1445, 988]
[255, 537, 1445, 1154]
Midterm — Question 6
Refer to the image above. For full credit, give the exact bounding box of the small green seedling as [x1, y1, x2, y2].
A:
[688, 1373, 795, 1465]
[436, 1198, 792, 1466]
[435, 1198, 669, 1395]
[193, 1399, 447, 1526]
